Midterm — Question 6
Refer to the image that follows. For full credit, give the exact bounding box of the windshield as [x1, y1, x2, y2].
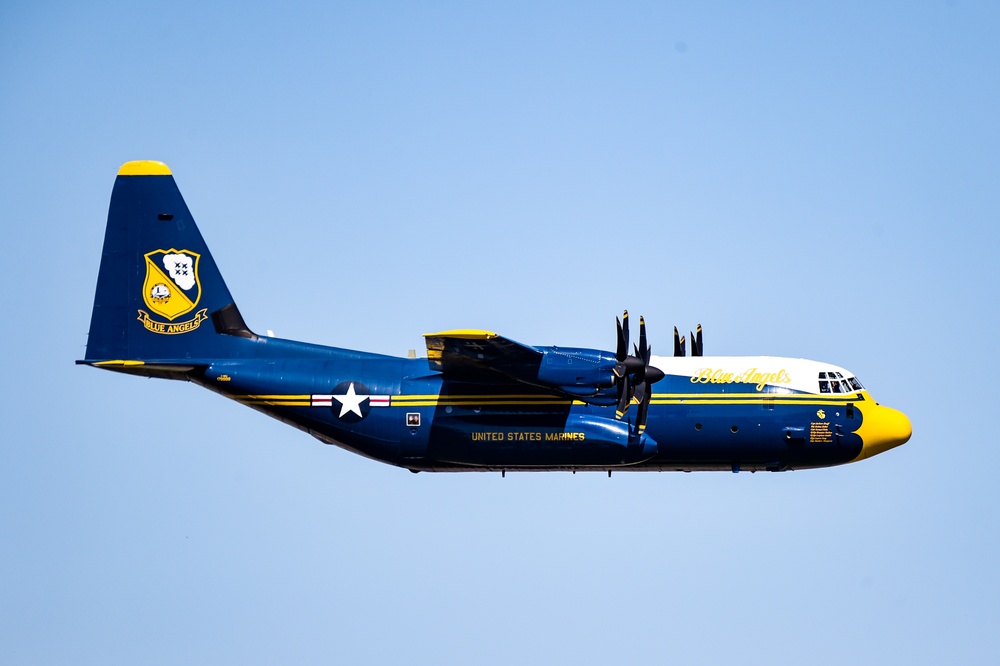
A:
[818, 371, 864, 394]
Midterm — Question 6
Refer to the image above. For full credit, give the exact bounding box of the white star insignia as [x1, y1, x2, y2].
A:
[332, 382, 368, 419]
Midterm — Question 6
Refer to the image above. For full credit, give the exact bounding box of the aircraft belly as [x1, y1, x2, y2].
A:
[425, 396, 861, 471]
[204, 359, 409, 465]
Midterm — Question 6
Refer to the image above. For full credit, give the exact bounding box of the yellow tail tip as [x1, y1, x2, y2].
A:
[118, 160, 172, 176]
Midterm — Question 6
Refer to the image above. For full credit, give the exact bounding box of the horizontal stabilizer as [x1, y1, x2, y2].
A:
[75, 358, 203, 380]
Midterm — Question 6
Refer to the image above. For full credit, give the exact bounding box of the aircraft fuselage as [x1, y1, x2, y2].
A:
[147, 337, 907, 473]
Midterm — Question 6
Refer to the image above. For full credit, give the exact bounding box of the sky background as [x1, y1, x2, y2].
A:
[2, 1, 998, 663]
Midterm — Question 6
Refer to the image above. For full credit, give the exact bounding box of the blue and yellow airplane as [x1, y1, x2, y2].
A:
[79, 161, 911, 474]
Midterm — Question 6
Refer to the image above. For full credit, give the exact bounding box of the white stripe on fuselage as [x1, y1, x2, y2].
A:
[649, 356, 853, 394]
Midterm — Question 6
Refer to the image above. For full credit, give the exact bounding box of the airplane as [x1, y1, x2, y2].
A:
[78, 161, 911, 474]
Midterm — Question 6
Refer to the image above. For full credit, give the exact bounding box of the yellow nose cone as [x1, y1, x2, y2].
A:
[854, 402, 912, 461]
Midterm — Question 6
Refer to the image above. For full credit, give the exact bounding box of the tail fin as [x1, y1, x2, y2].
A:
[81, 161, 255, 370]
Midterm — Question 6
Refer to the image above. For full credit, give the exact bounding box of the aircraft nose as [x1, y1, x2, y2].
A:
[855, 402, 912, 461]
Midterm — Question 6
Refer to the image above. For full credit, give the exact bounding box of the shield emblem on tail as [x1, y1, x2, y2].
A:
[142, 249, 202, 321]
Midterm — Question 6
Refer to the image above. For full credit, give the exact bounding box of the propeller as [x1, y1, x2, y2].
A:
[690, 324, 703, 357]
[613, 312, 665, 435]
[614, 311, 635, 417]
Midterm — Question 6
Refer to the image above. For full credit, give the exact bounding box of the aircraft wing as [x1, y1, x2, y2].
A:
[423, 329, 621, 404]
[423, 330, 543, 382]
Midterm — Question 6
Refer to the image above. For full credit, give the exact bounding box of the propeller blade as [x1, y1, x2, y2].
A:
[614, 324, 625, 377]
[616, 318, 623, 358]
[673, 327, 682, 356]
[695, 324, 703, 357]
[616, 374, 632, 418]
[616, 311, 629, 363]
[633, 379, 647, 405]
[680, 335, 686, 357]
[638, 316, 648, 363]
[632, 351, 646, 385]
[636, 388, 650, 434]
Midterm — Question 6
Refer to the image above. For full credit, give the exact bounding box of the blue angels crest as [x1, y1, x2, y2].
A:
[138, 248, 208, 334]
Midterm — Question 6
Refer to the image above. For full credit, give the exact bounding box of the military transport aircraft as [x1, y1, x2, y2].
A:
[79, 161, 911, 474]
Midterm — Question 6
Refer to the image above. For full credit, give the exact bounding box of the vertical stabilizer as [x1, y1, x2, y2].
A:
[83, 161, 254, 365]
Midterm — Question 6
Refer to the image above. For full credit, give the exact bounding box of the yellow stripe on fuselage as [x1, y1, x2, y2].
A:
[650, 392, 863, 406]
[225, 391, 864, 408]
[235, 394, 312, 407]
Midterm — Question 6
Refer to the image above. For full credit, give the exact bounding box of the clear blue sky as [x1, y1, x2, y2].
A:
[2, 1, 998, 663]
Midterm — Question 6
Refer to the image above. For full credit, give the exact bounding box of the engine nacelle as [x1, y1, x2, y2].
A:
[535, 347, 617, 392]
[560, 414, 659, 465]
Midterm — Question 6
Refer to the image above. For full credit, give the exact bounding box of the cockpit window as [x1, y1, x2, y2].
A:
[818, 372, 864, 394]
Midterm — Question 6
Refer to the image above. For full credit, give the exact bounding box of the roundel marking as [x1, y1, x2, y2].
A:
[331, 381, 372, 422]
